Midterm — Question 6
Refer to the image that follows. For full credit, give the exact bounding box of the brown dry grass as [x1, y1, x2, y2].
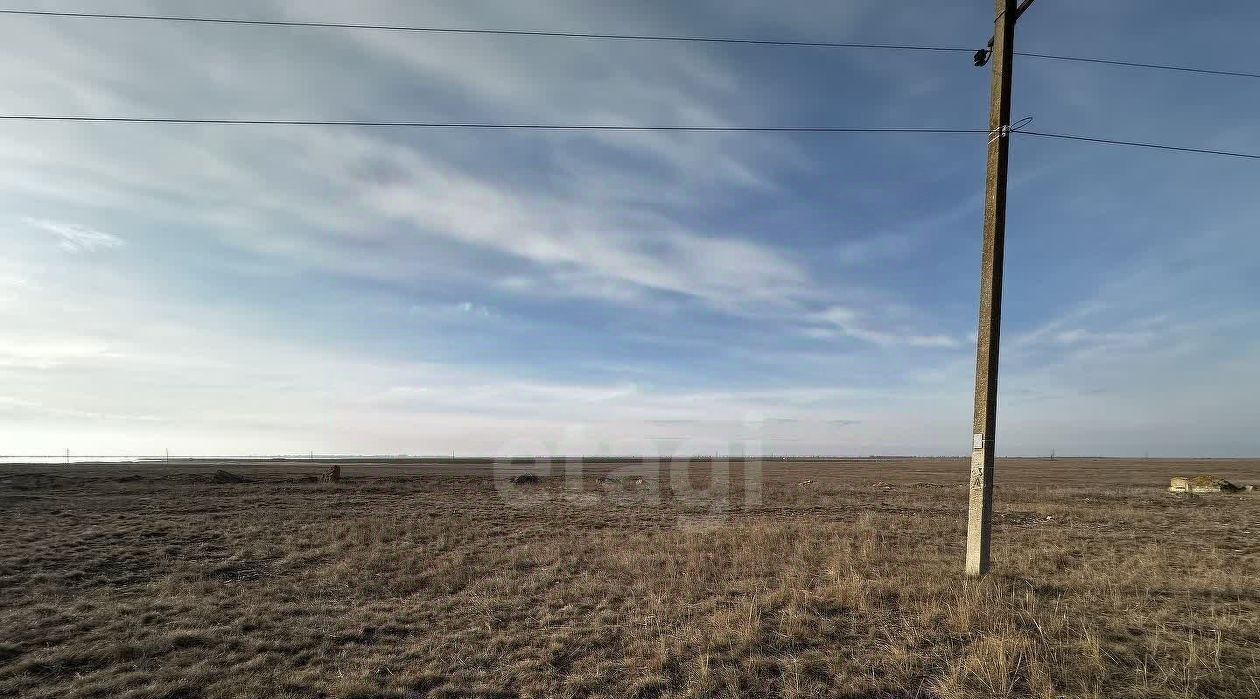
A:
[1, 458, 1257, 698]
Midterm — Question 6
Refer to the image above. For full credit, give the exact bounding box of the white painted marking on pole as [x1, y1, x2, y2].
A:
[973, 433, 984, 450]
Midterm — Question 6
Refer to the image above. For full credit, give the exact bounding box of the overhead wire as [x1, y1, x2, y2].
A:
[0, 116, 986, 133]
[1014, 52, 1260, 80]
[0, 9, 975, 53]
[1, 9, 1257, 161]
[0, 115, 1256, 160]
[1017, 130, 1260, 161]
[1, 8, 1257, 80]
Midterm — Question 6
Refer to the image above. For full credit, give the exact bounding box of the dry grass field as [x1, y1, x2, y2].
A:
[1, 457, 1257, 698]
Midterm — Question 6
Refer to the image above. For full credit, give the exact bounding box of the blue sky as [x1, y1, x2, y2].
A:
[2, 0, 1258, 457]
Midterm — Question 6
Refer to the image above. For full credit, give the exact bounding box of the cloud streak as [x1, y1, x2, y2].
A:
[811, 306, 960, 348]
[25, 218, 123, 253]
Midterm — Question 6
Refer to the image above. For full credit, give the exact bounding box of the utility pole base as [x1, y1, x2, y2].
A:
[965, 444, 994, 576]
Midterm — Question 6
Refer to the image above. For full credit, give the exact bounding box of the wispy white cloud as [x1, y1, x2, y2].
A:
[0, 4, 812, 311]
[811, 306, 960, 348]
[0, 337, 121, 369]
[24, 218, 122, 253]
[0, 395, 164, 423]
[357, 140, 807, 305]
[0, 266, 32, 290]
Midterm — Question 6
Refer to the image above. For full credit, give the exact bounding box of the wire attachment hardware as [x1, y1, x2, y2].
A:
[988, 115, 1032, 144]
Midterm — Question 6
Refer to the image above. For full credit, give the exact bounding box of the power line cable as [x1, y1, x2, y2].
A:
[1018, 130, 1260, 161]
[2, 8, 1257, 80]
[0, 116, 986, 134]
[1, 115, 1256, 160]
[0, 9, 973, 53]
[1014, 52, 1260, 80]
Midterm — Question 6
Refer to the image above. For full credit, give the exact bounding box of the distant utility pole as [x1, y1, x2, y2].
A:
[966, 0, 1035, 577]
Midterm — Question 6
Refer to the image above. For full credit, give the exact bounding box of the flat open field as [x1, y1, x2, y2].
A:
[1, 457, 1257, 698]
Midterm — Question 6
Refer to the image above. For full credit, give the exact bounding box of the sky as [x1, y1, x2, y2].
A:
[2, 0, 1258, 458]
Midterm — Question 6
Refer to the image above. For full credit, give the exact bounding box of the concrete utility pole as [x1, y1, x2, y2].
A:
[966, 0, 1033, 577]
